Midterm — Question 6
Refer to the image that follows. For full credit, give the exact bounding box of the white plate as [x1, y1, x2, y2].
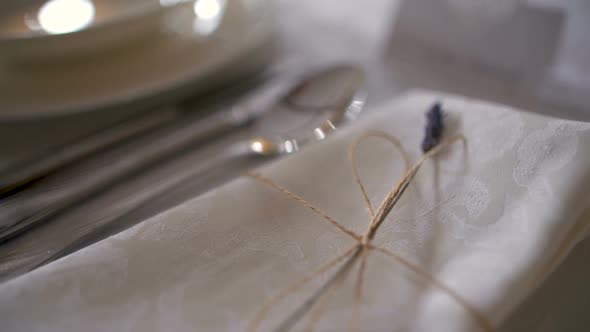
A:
[0, 0, 273, 120]
[0, 0, 172, 60]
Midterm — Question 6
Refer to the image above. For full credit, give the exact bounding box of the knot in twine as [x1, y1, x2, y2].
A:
[246, 110, 495, 332]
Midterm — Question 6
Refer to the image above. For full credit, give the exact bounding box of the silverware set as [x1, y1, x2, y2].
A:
[0, 64, 367, 272]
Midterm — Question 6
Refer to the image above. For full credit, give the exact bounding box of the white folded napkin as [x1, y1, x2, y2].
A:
[1, 91, 589, 332]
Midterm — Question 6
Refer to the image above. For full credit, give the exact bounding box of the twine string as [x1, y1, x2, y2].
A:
[248, 245, 359, 332]
[246, 131, 494, 332]
[369, 245, 494, 332]
[273, 246, 363, 332]
[247, 173, 361, 241]
[303, 263, 350, 332]
[349, 131, 411, 220]
[350, 247, 369, 332]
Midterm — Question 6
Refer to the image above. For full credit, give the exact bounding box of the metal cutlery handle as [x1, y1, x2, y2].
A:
[0, 109, 251, 244]
[0, 109, 179, 195]
[0, 65, 297, 196]
[0, 70, 304, 243]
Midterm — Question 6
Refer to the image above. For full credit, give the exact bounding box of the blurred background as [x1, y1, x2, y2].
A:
[2, 0, 589, 166]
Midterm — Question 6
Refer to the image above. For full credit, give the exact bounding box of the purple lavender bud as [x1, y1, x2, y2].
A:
[421, 102, 444, 153]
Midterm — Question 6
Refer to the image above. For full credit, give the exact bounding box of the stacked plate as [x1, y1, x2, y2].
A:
[0, 0, 274, 119]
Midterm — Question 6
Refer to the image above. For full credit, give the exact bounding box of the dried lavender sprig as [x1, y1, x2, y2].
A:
[421, 102, 444, 153]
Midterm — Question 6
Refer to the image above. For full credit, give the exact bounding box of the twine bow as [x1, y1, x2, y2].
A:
[246, 129, 495, 332]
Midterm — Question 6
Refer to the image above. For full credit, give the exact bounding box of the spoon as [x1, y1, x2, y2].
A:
[27, 69, 367, 269]
[0, 65, 366, 245]
[0, 66, 295, 197]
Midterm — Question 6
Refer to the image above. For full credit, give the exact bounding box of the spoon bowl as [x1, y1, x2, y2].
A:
[250, 64, 366, 154]
[249, 65, 367, 157]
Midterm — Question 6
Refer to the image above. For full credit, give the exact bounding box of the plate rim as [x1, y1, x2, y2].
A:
[0, 0, 274, 121]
